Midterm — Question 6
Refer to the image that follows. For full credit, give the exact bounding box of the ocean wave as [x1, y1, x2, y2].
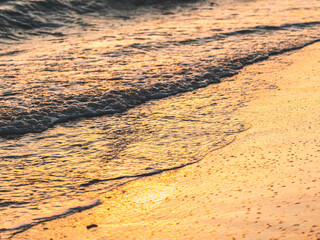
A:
[1, 36, 320, 137]
[0, 0, 199, 40]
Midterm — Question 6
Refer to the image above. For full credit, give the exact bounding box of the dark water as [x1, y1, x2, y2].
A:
[0, 0, 197, 41]
[1, 0, 320, 238]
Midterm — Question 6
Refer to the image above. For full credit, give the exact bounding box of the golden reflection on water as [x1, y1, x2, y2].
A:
[0, 66, 261, 229]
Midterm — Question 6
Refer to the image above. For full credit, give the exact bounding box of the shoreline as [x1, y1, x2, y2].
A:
[13, 42, 320, 239]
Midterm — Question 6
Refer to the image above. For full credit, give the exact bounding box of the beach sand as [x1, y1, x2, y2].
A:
[13, 43, 320, 240]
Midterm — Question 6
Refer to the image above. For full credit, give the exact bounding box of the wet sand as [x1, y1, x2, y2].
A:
[12, 43, 320, 239]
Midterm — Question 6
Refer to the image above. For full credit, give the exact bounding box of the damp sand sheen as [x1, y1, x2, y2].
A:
[9, 41, 320, 239]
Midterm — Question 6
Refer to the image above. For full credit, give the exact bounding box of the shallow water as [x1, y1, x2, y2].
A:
[1, 67, 267, 236]
[1, 0, 320, 237]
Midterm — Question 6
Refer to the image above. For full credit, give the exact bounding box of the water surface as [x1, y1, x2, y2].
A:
[1, 0, 320, 237]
